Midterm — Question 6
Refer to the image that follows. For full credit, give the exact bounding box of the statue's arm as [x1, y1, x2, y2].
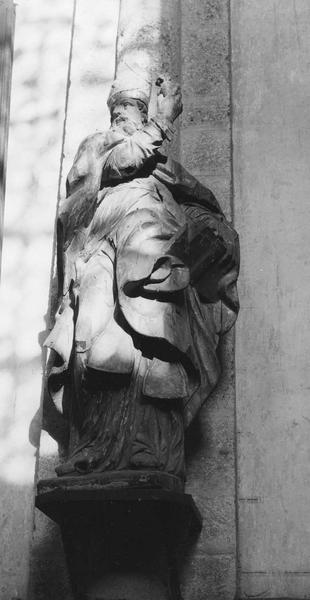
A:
[58, 133, 107, 230]
[100, 119, 174, 182]
[65, 132, 105, 198]
[101, 78, 182, 182]
[56, 133, 106, 297]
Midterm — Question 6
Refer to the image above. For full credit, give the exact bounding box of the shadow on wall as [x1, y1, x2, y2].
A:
[0, 2, 76, 599]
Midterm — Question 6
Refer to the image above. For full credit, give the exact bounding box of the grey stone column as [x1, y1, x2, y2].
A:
[180, 1, 237, 598]
[0, 0, 15, 275]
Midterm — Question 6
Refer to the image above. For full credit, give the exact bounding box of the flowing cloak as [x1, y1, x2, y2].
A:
[45, 118, 239, 434]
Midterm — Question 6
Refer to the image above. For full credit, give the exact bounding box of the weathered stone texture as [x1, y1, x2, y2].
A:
[181, 0, 236, 597]
[232, 0, 310, 597]
[180, 0, 231, 216]
[180, 554, 235, 600]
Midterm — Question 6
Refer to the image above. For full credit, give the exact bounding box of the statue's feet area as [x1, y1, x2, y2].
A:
[55, 453, 106, 476]
[37, 469, 185, 496]
[55, 447, 181, 478]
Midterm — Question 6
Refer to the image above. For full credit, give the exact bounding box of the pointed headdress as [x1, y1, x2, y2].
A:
[107, 64, 152, 110]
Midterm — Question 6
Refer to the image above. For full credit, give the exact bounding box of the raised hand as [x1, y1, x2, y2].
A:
[155, 76, 183, 124]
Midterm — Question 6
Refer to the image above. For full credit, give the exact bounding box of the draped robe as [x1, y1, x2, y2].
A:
[45, 118, 239, 479]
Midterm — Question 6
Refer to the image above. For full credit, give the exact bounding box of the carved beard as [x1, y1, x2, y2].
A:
[112, 116, 143, 135]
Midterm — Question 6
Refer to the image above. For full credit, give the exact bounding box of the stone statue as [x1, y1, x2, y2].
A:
[44, 75, 239, 484]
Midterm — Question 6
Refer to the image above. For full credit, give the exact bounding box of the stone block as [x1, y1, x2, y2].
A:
[180, 553, 236, 600]
[181, 0, 230, 99]
[181, 121, 230, 178]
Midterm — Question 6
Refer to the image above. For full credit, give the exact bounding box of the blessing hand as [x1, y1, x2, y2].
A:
[156, 76, 183, 123]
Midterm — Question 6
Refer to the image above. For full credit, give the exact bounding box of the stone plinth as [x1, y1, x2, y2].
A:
[36, 472, 202, 600]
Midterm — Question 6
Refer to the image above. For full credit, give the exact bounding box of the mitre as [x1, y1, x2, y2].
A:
[107, 65, 152, 109]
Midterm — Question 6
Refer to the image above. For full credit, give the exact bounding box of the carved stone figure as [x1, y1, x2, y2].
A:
[44, 75, 239, 483]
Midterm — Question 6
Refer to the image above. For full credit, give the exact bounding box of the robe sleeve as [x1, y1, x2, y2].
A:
[101, 119, 174, 182]
[153, 155, 240, 318]
[66, 132, 106, 197]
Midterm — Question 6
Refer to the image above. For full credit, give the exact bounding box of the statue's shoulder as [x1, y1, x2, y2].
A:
[76, 129, 125, 159]
[76, 131, 108, 156]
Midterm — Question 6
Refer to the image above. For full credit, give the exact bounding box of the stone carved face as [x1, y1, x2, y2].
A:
[110, 97, 148, 132]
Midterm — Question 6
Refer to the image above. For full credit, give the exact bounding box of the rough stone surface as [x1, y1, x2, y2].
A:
[180, 0, 236, 598]
[180, 0, 231, 216]
[232, 1, 310, 597]
[180, 554, 236, 600]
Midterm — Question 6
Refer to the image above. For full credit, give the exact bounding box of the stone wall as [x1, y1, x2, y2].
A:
[180, 1, 236, 598]
[232, 1, 310, 597]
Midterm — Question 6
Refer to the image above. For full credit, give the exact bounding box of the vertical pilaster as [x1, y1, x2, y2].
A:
[232, 1, 310, 597]
[180, 2, 236, 598]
